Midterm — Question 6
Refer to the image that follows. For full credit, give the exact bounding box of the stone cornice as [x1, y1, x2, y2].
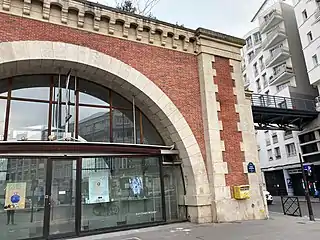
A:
[0, 0, 244, 54]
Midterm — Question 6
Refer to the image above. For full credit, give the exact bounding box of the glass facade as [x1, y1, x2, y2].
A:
[0, 74, 186, 240]
[0, 74, 162, 145]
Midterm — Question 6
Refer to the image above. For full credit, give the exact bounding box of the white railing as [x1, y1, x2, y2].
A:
[269, 64, 293, 83]
[262, 26, 286, 49]
[265, 46, 290, 66]
[260, 10, 282, 31]
[314, 7, 320, 22]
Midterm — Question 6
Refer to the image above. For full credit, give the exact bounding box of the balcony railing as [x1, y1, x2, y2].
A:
[260, 10, 283, 32]
[273, 64, 293, 77]
[315, 7, 320, 23]
[262, 27, 286, 49]
[265, 46, 290, 66]
[251, 94, 316, 112]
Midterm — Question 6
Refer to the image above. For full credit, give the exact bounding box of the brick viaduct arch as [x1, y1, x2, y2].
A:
[0, 40, 212, 222]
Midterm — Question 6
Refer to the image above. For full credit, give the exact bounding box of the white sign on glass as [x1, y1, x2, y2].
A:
[88, 172, 110, 204]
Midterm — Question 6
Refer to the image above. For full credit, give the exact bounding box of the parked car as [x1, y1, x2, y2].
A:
[264, 190, 273, 205]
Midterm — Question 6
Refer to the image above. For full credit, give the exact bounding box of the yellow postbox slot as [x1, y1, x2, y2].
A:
[233, 185, 250, 200]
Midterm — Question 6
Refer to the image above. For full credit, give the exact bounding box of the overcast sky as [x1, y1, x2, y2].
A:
[99, 0, 295, 38]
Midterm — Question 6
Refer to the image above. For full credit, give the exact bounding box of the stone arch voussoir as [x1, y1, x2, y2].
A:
[0, 41, 212, 219]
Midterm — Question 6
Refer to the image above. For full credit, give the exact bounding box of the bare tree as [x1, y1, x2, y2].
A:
[115, 0, 160, 16]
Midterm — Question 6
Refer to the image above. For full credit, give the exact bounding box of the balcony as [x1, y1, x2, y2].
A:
[269, 65, 294, 85]
[314, 7, 320, 24]
[308, 64, 320, 85]
[265, 46, 290, 68]
[260, 10, 284, 34]
[262, 27, 287, 50]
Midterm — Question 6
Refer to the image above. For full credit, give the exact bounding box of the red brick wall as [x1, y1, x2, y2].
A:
[214, 56, 248, 188]
[0, 12, 206, 160]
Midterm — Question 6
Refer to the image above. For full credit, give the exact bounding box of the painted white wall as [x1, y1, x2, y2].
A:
[294, 0, 320, 87]
[242, 1, 315, 173]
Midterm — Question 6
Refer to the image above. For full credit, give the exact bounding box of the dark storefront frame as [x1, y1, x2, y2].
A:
[0, 144, 185, 240]
[0, 74, 186, 240]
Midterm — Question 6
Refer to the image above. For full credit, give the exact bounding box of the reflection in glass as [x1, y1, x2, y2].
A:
[0, 99, 6, 140]
[142, 114, 163, 145]
[81, 157, 163, 231]
[0, 75, 165, 146]
[163, 165, 186, 221]
[79, 80, 110, 106]
[49, 159, 76, 235]
[11, 75, 50, 100]
[51, 104, 75, 140]
[112, 110, 134, 144]
[8, 101, 49, 141]
[12, 88, 49, 101]
[0, 158, 46, 239]
[78, 107, 110, 142]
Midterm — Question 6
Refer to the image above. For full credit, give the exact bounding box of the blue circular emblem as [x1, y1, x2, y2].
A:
[11, 193, 20, 204]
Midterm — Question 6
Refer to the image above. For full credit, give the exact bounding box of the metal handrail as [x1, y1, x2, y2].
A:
[269, 65, 293, 84]
[251, 93, 316, 112]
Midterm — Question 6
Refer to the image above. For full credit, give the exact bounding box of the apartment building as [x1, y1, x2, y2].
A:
[242, 0, 317, 196]
[294, 0, 320, 197]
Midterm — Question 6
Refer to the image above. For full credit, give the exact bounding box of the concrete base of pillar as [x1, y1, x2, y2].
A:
[187, 205, 213, 223]
[213, 198, 268, 222]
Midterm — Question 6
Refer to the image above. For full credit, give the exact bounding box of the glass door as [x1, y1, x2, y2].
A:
[44, 158, 78, 238]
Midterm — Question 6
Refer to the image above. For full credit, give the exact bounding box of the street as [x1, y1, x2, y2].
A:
[269, 196, 320, 218]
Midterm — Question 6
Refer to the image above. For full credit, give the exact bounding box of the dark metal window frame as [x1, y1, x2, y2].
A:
[0, 75, 162, 145]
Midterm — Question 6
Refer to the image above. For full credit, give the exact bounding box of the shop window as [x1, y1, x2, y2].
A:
[0, 158, 46, 239]
[81, 157, 163, 231]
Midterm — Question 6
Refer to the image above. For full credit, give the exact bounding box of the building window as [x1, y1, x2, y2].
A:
[268, 149, 273, 161]
[286, 143, 297, 157]
[312, 54, 318, 67]
[259, 56, 265, 71]
[276, 81, 291, 92]
[262, 73, 267, 88]
[274, 147, 281, 159]
[253, 63, 259, 77]
[307, 31, 313, 42]
[299, 132, 316, 144]
[253, 32, 262, 44]
[284, 130, 293, 139]
[302, 10, 308, 21]
[265, 131, 271, 146]
[248, 51, 254, 62]
[272, 133, 278, 144]
[256, 78, 261, 92]
[246, 36, 253, 48]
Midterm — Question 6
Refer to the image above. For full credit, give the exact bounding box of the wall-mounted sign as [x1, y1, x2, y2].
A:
[247, 162, 256, 173]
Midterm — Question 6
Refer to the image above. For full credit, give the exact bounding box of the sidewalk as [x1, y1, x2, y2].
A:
[69, 213, 320, 240]
[274, 195, 320, 203]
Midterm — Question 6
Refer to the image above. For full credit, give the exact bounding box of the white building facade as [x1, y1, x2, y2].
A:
[293, 0, 320, 197]
[242, 0, 317, 196]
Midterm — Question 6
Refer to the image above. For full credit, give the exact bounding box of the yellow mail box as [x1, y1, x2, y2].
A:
[233, 185, 250, 200]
